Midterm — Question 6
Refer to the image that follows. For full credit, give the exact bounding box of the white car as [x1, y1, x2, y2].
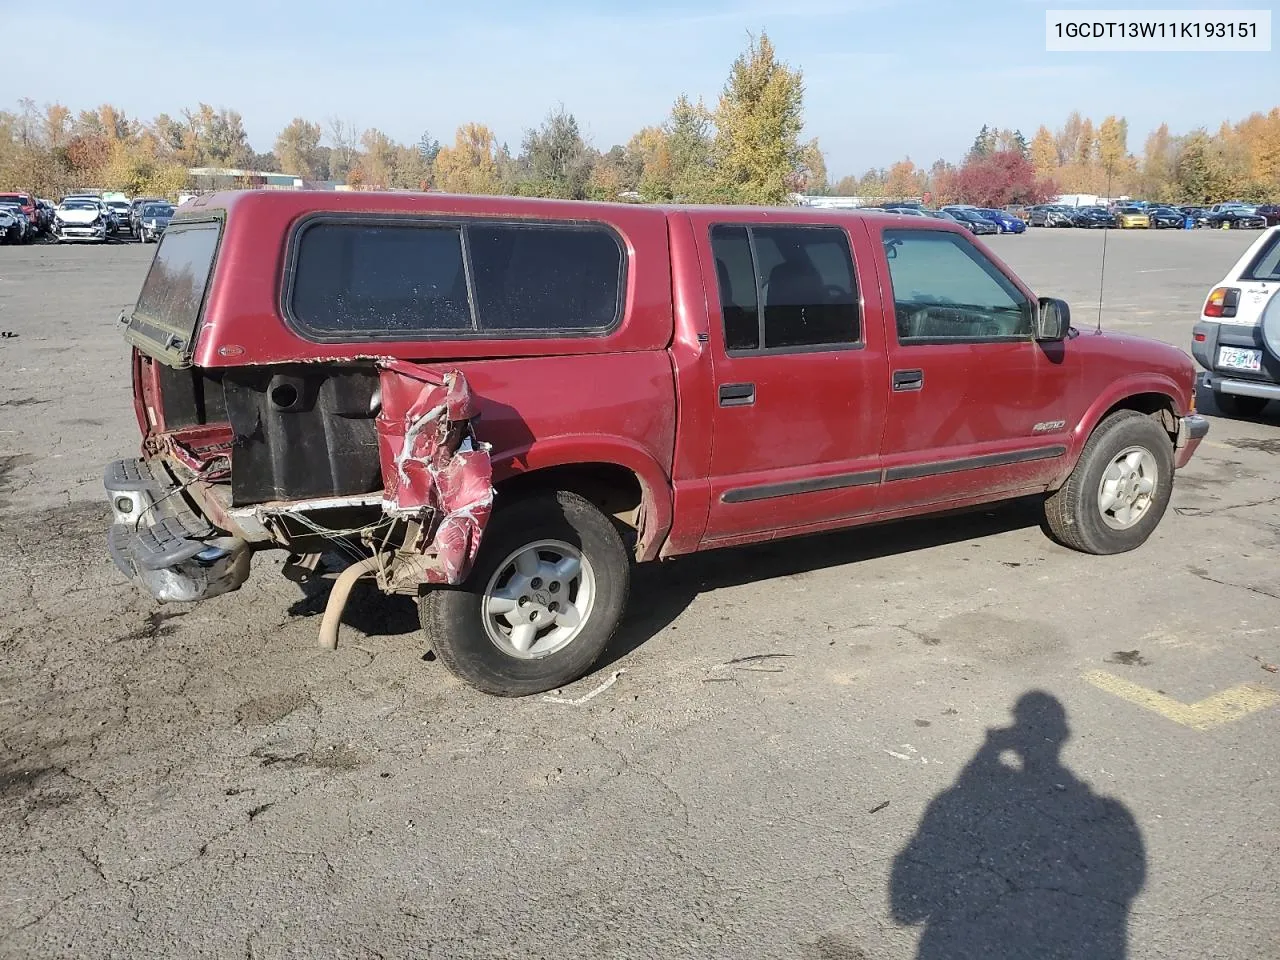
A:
[54, 198, 110, 242]
[1191, 225, 1280, 417]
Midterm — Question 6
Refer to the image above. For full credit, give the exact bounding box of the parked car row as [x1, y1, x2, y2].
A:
[1025, 200, 1278, 231]
[0, 191, 177, 244]
[858, 203, 1027, 236]
[0, 192, 56, 242]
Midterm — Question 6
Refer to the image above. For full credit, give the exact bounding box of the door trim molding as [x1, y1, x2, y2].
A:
[722, 469, 881, 503]
[884, 444, 1067, 482]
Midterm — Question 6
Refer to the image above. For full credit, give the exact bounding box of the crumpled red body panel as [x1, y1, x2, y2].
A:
[376, 361, 494, 584]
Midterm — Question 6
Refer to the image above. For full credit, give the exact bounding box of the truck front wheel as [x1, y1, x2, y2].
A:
[419, 490, 631, 696]
[1043, 410, 1175, 555]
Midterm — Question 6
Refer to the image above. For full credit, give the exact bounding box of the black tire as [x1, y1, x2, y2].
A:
[1213, 391, 1268, 418]
[419, 490, 631, 697]
[1043, 410, 1175, 555]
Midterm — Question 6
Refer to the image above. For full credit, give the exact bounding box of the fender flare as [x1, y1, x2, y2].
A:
[491, 434, 674, 562]
[1058, 374, 1187, 479]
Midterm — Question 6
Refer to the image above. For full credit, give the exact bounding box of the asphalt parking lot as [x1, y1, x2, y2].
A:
[1, 229, 1277, 959]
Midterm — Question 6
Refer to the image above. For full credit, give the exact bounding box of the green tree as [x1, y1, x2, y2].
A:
[830, 174, 859, 196]
[968, 124, 996, 161]
[628, 126, 673, 201]
[1075, 118, 1096, 165]
[1174, 130, 1230, 203]
[794, 137, 827, 194]
[668, 95, 716, 201]
[1056, 111, 1083, 165]
[274, 118, 324, 179]
[856, 167, 887, 196]
[520, 105, 593, 199]
[325, 116, 360, 181]
[182, 104, 252, 168]
[711, 31, 805, 204]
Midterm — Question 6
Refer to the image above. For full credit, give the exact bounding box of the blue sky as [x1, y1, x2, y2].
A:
[2, 0, 1276, 176]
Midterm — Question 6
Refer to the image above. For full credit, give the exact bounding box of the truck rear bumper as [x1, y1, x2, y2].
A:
[1201, 375, 1280, 401]
[104, 457, 250, 603]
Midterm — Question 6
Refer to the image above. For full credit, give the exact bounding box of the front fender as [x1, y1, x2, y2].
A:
[1054, 373, 1188, 483]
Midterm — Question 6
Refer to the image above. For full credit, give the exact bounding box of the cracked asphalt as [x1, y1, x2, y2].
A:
[1, 229, 1277, 959]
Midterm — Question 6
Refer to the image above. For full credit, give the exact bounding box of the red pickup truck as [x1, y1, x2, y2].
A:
[106, 191, 1208, 695]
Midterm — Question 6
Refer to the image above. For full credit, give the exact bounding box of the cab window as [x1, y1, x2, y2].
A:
[710, 224, 861, 352]
[882, 229, 1032, 343]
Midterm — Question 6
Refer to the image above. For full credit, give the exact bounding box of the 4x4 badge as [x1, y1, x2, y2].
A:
[1033, 420, 1066, 433]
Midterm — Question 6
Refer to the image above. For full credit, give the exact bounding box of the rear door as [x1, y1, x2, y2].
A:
[694, 215, 890, 544]
[874, 225, 1073, 509]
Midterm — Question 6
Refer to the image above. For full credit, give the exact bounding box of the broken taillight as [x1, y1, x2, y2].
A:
[1204, 286, 1240, 319]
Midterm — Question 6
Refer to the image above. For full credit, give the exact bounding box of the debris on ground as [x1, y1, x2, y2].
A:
[541, 669, 625, 706]
[1253, 655, 1279, 674]
[1105, 650, 1150, 667]
[718, 653, 795, 673]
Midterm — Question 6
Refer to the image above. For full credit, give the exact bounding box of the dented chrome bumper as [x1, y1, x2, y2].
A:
[104, 457, 251, 603]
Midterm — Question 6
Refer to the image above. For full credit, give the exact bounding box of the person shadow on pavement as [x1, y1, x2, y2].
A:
[889, 692, 1146, 960]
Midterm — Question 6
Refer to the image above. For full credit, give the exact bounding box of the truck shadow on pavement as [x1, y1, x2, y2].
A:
[288, 497, 1053, 666]
[598, 496, 1050, 670]
[885, 691, 1146, 960]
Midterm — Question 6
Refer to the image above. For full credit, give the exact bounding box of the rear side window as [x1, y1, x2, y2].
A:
[287, 218, 624, 339]
[291, 222, 471, 334]
[133, 221, 221, 334]
[1242, 233, 1280, 281]
[710, 223, 860, 352]
[469, 224, 623, 331]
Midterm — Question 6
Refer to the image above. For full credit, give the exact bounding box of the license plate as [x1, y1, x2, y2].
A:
[1218, 346, 1262, 371]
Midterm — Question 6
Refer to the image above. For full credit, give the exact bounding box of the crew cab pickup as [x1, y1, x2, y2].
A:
[106, 191, 1209, 696]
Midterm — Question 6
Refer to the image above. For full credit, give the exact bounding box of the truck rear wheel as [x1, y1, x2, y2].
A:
[1043, 410, 1174, 555]
[419, 490, 631, 697]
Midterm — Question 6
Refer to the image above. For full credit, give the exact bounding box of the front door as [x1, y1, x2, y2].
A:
[696, 217, 890, 544]
[874, 225, 1075, 509]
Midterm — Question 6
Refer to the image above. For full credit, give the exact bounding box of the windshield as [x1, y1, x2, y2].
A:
[59, 201, 97, 211]
[143, 204, 174, 218]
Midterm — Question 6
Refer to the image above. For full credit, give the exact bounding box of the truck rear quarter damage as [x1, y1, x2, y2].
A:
[376, 361, 494, 587]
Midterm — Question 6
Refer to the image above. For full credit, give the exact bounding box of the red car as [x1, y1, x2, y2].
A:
[1255, 205, 1280, 227]
[105, 191, 1208, 695]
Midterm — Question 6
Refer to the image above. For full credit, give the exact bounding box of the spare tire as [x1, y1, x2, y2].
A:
[1262, 288, 1280, 361]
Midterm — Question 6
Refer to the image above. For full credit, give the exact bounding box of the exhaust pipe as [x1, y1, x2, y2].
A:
[317, 555, 381, 650]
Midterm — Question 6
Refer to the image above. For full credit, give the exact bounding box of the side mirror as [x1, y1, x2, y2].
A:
[1035, 297, 1070, 341]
